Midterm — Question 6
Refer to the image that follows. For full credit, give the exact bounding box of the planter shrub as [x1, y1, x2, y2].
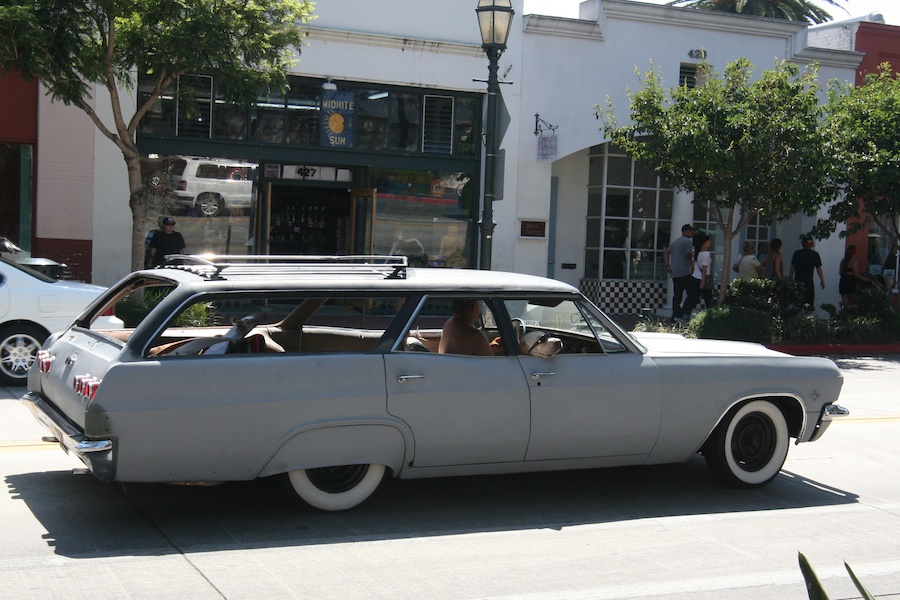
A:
[690, 305, 776, 344]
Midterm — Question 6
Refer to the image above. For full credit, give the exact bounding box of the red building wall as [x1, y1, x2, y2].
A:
[848, 23, 900, 275]
[0, 71, 38, 144]
[855, 22, 900, 82]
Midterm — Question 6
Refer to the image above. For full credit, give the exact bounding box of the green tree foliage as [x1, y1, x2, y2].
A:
[0, 0, 315, 271]
[667, 0, 845, 24]
[812, 64, 900, 256]
[598, 59, 836, 301]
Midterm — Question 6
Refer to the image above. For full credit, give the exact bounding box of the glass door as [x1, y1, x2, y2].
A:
[350, 188, 377, 256]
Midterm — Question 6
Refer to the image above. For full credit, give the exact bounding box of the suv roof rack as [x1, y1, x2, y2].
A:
[158, 255, 408, 280]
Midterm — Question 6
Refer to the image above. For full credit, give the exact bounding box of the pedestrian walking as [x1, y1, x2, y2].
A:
[789, 237, 825, 311]
[148, 216, 186, 267]
[664, 224, 695, 323]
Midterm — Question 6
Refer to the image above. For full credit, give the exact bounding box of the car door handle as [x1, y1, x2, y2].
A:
[397, 374, 425, 383]
[530, 372, 556, 380]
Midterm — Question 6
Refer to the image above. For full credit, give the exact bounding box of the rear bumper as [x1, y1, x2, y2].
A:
[20, 392, 115, 481]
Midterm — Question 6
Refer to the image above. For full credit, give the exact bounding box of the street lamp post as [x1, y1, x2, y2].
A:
[475, 0, 514, 270]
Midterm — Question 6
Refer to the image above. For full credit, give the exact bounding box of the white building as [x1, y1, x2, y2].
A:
[17, 0, 863, 316]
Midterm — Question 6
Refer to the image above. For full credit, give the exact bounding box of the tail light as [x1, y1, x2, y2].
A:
[176, 179, 187, 191]
[100, 306, 116, 317]
[37, 350, 54, 374]
[73, 374, 101, 400]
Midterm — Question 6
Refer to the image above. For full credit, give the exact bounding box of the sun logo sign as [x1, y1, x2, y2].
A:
[321, 91, 355, 148]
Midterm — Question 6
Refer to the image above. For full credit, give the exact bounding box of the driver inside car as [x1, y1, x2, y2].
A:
[438, 299, 495, 356]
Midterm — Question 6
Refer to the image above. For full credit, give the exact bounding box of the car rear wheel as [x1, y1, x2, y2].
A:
[282, 464, 387, 511]
[198, 193, 224, 217]
[704, 400, 789, 487]
[0, 324, 47, 385]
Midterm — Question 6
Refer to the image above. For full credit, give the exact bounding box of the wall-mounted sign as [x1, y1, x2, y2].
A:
[537, 135, 557, 161]
[320, 90, 355, 148]
[282, 165, 353, 183]
[519, 220, 547, 239]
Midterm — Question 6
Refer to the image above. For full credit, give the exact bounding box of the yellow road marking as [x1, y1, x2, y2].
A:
[0, 442, 60, 452]
[836, 416, 900, 423]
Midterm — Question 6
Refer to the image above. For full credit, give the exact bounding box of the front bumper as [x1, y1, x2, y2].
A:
[808, 403, 850, 442]
[20, 392, 115, 481]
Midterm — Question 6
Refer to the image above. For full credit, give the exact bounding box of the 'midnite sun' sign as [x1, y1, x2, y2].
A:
[321, 91, 355, 148]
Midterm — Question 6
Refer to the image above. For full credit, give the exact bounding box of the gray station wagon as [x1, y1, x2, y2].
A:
[22, 255, 847, 511]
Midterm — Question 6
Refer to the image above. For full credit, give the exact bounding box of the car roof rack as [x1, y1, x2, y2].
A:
[158, 254, 408, 280]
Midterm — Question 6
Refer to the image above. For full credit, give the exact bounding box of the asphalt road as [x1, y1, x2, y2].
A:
[1, 355, 899, 600]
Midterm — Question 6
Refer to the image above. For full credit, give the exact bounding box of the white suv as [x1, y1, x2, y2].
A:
[173, 157, 257, 216]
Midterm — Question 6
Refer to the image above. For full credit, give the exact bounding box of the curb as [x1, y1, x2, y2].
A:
[766, 344, 900, 356]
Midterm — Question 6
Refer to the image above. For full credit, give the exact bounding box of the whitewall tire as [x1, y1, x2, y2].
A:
[283, 464, 387, 511]
[704, 400, 789, 487]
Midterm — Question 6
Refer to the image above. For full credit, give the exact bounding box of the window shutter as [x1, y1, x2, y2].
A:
[422, 95, 454, 154]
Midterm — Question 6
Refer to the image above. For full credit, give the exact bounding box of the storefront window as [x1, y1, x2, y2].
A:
[453, 97, 478, 157]
[286, 82, 320, 146]
[391, 93, 420, 152]
[370, 168, 474, 268]
[140, 155, 257, 266]
[138, 79, 175, 137]
[138, 73, 480, 160]
[176, 75, 213, 138]
[585, 144, 673, 281]
[213, 86, 247, 140]
[356, 90, 390, 150]
[251, 91, 286, 143]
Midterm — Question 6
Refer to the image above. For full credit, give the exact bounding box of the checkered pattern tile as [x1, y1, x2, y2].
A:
[579, 279, 667, 315]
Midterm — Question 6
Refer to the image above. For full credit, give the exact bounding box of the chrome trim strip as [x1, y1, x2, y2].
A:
[822, 403, 849, 421]
[21, 392, 112, 457]
[75, 440, 113, 453]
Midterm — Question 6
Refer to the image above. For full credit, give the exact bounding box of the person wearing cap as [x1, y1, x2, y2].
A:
[148, 216, 186, 267]
[732, 240, 764, 280]
[789, 237, 824, 311]
[664, 224, 696, 323]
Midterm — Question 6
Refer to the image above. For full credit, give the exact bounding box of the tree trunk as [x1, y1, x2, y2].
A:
[718, 230, 735, 304]
[126, 153, 148, 273]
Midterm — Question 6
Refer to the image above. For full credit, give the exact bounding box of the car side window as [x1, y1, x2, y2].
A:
[503, 298, 627, 355]
[146, 294, 404, 357]
[398, 296, 506, 356]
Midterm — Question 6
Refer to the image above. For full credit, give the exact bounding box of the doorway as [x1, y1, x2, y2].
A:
[263, 184, 383, 257]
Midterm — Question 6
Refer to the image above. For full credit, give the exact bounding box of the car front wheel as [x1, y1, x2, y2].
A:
[282, 464, 387, 511]
[0, 324, 47, 385]
[704, 400, 789, 487]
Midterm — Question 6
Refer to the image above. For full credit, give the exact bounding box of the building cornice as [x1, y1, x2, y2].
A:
[605, 0, 805, 38]
[794, 47, 865, 69]
[305, 27, 484, 59]
[523, 15, 604, 41]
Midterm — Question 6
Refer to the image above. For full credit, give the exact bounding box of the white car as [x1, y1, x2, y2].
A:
[173, 156, 256, 216]
[0, 256, 123, 385]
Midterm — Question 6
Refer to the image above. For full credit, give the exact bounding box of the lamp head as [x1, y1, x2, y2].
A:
[476, 0, 514, 50]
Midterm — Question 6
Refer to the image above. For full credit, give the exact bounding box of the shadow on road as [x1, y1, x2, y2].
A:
[5, 456, 857, 559]
[833, 355, 900, 371]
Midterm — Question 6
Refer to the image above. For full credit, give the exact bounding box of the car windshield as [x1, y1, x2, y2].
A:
[0, 256, 57, 283]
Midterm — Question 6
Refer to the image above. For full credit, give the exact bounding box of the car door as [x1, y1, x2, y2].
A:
[505, 298, 663, 463]
[384, 297, 530, 467]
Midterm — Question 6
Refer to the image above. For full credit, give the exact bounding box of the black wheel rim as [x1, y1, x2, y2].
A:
[730, 413, 776, 472]
[306, 465, 369, 493]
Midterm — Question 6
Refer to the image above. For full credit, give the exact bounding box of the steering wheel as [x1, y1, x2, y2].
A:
[511, 318, 526, 342]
